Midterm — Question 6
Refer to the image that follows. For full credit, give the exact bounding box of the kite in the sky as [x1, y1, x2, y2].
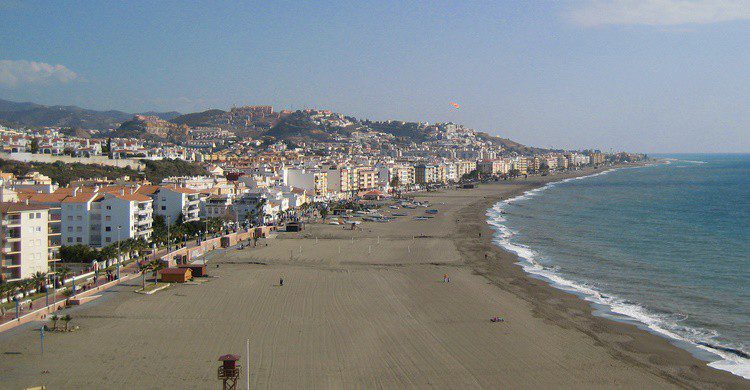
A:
[450, 102, 460, 109]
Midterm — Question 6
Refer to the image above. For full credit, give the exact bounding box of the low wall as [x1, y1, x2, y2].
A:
[0, 152, 145, 170]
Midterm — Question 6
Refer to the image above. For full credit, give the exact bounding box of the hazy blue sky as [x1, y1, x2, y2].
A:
[1, 1, 748, 153]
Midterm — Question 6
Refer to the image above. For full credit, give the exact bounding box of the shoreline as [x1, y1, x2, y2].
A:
[455, 167, 749, 388]
[484, 165, 749, 380]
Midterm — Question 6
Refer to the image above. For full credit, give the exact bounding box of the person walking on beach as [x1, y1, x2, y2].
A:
[279, 277, 284, 286]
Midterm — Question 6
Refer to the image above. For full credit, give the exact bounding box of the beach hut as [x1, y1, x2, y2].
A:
[285, 221, 304, 232]
[362, 190, 387, 200]
[160, 267, 192, 283]
[179, 264, 207, 277]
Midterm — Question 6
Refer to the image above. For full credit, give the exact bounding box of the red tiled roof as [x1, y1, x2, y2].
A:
[0, 202, 49, 213]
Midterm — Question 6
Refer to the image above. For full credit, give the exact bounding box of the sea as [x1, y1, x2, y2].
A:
[485, 154, 749, 379]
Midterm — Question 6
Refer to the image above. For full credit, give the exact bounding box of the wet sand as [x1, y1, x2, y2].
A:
[0, 170, 747, 389]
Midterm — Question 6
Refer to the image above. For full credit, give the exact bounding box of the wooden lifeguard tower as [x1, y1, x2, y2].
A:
[217, 354, 241, 390]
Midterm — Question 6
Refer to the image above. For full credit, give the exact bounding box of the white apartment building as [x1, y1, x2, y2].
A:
[138, 185, 200, 224]
[61, 189, 153, 247]
[61, 192, 104, 246]
[234, 189, 289, 224]
[1, 203, 54, 282]
[201, 194, 234, 220]
[100, 192, 153, 245]
[283, 167, 328, 196]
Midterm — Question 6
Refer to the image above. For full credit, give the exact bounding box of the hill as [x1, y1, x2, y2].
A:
[0, 98, 180, 130]
[170, 109, 228, 127]
[112, 115, 189, 143]
[265, 110, 344, 142]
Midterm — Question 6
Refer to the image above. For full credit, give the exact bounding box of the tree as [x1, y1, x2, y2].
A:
[19, 279, 34, 297]
[508, 168, 521, 178]
[389, 175, 400, 189]
[50, 314, 59, 331]
[105, 138, 113, 159]
[31, 271, 47, 293]
[56, 267, 71, 288]
[460, 169, 479, 182]
[149, 259, 164, 285]
[30, 138, 40, 154]
[138, 262, 151, 290]
[0, 282, 17, 306]
[151, 214, 168, 245]
[539, 162, 550, 175]
[62, 314, 72, 331]
[60, 244, 99, 263]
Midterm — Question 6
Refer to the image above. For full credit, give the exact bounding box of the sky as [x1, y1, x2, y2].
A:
[0, 0, 748, 153]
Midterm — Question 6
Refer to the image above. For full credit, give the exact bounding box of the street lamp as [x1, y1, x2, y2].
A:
[166, 219, 171, 252]
[116, 226, 122, 279]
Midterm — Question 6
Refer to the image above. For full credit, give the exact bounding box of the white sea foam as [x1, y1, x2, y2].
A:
[485, 169, 750, 380]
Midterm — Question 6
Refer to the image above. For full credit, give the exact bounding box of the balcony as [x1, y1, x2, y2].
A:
[5, 230, 21, 241]
[4, 253, 21, 267]
[2, 242, 21, 254]
[2, 217, 21, 227]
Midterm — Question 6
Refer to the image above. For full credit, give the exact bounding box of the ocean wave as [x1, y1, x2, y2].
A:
[484, 170, 750, 380]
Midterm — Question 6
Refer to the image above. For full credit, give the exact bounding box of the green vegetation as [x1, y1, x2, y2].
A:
[0, 158, 207, 186]
[0, 159, 141, 186]
[59, 238, 149, 263]
[539, 162, 550, 175]
[141, 158, 208, 183]
[460, 169, 479, 182]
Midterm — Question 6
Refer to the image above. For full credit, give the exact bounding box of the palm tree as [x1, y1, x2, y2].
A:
[149, 259, 164, 285]
[138, 261, 151, 290]
[56, 267, 71, 289]
[62, 314, 71, 331]
[19, 278, 34, 297]
[50, 314, 59, 330]
[31, 271, 47, 293]
[1, 281, 18, 303]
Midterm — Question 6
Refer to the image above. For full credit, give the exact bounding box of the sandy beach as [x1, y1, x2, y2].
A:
[1, 170, 747, 389]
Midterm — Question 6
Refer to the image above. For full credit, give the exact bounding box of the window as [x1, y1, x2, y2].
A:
[67, 227, 73, 232]
[36, 212, 42, 218]
[105, 227, 111, 232]
[106, 206, 111, 210]
[67, 237, 73, 243]
[36, 227, 41, 232]
[76, 227, 82, 232]
[161, 206, 166, 211]
[105, 237, 111, 243]
[67, 216, 73, 221]
[76, 237, 82, 243]
[29, 213, 35, 220]
[76, 216, 82, 221]
[105, 216, 111, 221]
